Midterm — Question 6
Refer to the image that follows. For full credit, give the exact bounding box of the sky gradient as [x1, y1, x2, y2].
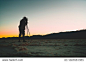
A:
[0, 0, 86, 38]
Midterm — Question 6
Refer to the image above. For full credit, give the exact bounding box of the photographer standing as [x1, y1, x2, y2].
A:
[18, 17, 28, 42]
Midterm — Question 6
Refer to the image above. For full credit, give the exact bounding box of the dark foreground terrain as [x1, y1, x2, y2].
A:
[0, 39, 86, 57]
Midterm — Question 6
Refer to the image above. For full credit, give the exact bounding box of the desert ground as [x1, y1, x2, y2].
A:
[0, 39, 86, 57]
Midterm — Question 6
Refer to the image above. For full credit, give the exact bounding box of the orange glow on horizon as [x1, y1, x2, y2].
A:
[0, 32, 47, 38]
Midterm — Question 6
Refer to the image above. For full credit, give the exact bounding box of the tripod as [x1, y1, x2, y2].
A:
[26, 25, 30, 37]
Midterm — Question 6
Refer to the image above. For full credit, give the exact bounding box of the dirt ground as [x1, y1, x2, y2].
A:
[0, 39, 86, 57]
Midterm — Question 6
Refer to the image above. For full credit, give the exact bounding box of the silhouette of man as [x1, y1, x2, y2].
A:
[18, 17, 28, 42]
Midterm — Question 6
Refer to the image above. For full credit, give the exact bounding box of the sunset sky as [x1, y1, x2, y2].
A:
[0, 0, 86, 38]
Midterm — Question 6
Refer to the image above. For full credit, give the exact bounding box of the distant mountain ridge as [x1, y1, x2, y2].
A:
[43, 29, 86, 39]
[1, 29, 86, 39]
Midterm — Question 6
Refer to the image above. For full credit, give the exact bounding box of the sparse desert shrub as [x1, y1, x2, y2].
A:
[74, 43, 86, 46]
[15, 43, 30, 46]
[64, 44, 68, 46]
[54, 44, 60, 46]
[12, 44, 18, 47]
[45, 41, 48, 43]
[18, 47, 28, 51]
[74, 43, 79, 46]
[15, 46, 28, 52]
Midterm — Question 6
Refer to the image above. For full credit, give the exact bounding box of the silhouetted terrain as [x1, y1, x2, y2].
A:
[0, 29, 86, 39]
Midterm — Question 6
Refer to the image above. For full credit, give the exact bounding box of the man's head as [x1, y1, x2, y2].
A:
[23, 16, 28, 21]
[23, 17, 28, 25]
[23, 17, 27, 19]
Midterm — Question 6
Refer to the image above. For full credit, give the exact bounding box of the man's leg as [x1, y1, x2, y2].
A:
[19, 34, 21, 42]
[19, 29, 21, 42]
[23, 34, 25, 42]
[23, 30, 26, 42]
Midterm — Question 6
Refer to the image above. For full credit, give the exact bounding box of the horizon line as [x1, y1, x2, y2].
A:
[0, 29, 86, 38]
